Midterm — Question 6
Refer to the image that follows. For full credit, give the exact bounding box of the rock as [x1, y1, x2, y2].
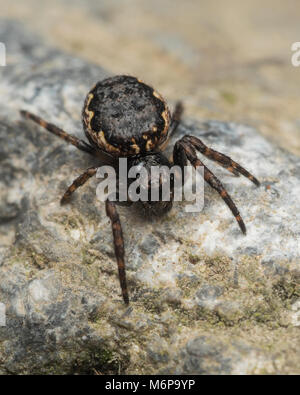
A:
[139, 234, 160, 255]
[196, 284, 224, 302]
[0, 21, 299, 374]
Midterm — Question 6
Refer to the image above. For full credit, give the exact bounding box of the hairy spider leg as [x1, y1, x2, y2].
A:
[60, 168, 130, 304]
[181, 135, 260, 185]
[169, 101, 184, 137]
[173, 139, 247, 234]
[106, 198, 129, 305]
[21, 109, 129, 304]
[60, 166, 98, 204]
[159, 101, 183, 152]
[59, 167, 130, 304]
[20, 110, 96, 155]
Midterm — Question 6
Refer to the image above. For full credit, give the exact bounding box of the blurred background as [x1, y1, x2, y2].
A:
[1, 0, 300, 154]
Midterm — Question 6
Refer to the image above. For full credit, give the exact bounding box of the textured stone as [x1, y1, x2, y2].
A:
[0, 21, 299, 374]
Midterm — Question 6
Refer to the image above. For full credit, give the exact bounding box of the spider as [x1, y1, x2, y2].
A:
[20, 75, 260, 305]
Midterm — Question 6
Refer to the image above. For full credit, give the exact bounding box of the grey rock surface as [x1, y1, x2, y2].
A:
[0, 21, 299, 374]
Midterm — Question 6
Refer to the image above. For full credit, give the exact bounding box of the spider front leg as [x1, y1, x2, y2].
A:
[169, 101, 184, 138]
[173, 139, 247, 234]
[62, 170, 130, 304]
[159, 102, 184, 152]
[180, 135, 260, 186]
[60, 166, 98, 204]
[20, 110, 96, 155]
[106, 198, 129, 305]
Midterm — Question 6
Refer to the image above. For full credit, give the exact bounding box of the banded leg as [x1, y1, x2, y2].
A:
[173, 140, 246, 234]
[180, 135, 260, 186]
[106, 198, 129, 305]
[159, 102, 184, 152]
[61, 166, 97, 204]
[169, 101, 184, 138]
[20, 110, 96, 155]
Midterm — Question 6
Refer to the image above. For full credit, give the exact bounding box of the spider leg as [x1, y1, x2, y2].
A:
[180, 135, 260, 186]
[169, 101, 184, 138]
[61, 166, 98, 204]
[106, 198, 129, 305]
[20, 110, 96, 155]
[173, 140, 247, 234]
[159, 102, 183, 153]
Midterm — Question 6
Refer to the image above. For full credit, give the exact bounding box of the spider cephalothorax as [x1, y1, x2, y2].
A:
[20, 75, 260, 305]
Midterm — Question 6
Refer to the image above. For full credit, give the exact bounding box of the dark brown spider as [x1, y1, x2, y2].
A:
[20, 75, 260, 305]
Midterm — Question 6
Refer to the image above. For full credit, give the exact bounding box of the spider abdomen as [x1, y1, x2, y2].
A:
[82, 75, 170, 157]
